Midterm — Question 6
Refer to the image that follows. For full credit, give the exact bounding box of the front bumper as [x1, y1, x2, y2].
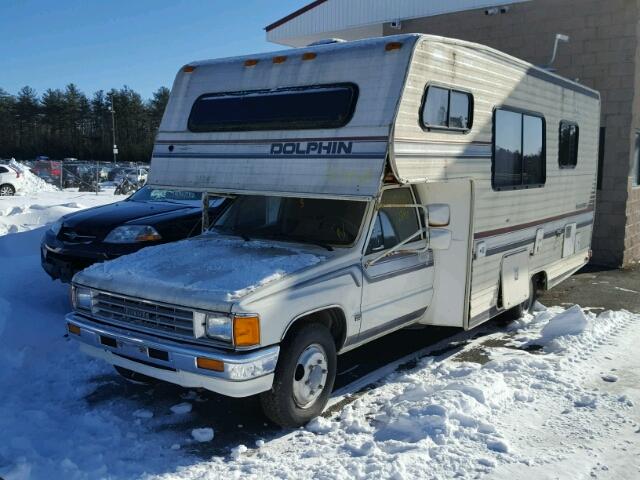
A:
[66, 313, 279, 397]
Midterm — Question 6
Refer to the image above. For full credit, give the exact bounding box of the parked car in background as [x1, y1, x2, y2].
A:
[0, 164, 24, 196]
[114, 167, 148, 184]
[41, 186, 229, 282]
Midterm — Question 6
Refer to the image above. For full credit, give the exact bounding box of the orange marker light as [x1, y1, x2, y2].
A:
[233, 315, 260, 347]
[273, 55, 287, 64]
[196, 357, 224, 372]
[385, 42, 403, 51]
[244, 59, 259, 67]
[183, 65, 196, 73]
[68, 323, 81, 335]
[302, 52, 317, 61]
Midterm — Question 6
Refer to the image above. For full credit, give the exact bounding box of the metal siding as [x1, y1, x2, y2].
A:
[391, 36, 599, 323]
[149, 37, 417, 198]
[267, 0, 530, 45]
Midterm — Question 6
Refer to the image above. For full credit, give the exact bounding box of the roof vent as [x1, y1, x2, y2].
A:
[307, 38, 346, 46]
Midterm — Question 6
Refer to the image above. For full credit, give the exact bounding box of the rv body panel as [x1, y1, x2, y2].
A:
[149, 36, 419, 199]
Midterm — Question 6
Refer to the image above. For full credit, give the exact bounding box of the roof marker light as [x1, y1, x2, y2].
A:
[273, 55, 287, 64]
[302, 52, 317, 61]
[385, 42, 403, 51]
[183, 65, 196, 73]
[244, 59, 259, 67]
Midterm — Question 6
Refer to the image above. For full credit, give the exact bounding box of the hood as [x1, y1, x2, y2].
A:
[73, 234, 325, 312]
[62, 200, 197, 238]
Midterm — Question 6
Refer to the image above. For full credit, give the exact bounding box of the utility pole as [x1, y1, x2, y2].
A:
[109, 103, 118, 164]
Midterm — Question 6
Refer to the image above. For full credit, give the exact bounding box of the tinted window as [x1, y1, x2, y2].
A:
[0, 167, 8, 174]
[422, 86, 472, 131]
[493, 108, 546, 189]
[523, 115, 544, 185]
[559, 121, 579, 169]
[188, 83, 358, 132]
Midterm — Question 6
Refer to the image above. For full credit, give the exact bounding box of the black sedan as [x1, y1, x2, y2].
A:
[41, 186, 228, 282]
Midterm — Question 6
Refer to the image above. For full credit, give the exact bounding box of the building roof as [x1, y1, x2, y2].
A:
[265, 0, 529, 47]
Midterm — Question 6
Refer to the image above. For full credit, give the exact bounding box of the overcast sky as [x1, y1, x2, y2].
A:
[0, 0, 303, 99]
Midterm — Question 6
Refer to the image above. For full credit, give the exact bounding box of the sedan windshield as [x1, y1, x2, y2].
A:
[212, 195, 367, 247]
[129, 186, 221, 206]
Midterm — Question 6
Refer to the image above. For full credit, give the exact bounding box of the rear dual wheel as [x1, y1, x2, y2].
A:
[260, 323, 337, 428]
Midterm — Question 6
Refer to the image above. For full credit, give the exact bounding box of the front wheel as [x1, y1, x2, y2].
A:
[260, 323, 337, 428]
[0, 184, 15, 196]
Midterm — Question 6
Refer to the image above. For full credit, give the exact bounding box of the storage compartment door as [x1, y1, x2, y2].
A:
[501, 250, 530, 309]
[562, 223, 577, 258]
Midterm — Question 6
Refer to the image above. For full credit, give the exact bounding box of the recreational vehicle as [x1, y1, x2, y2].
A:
[65, 34, 600, 427]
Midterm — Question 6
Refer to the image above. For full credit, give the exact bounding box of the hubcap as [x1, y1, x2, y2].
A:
[292, 343, 328, 409]
[0, 186, 13, 196]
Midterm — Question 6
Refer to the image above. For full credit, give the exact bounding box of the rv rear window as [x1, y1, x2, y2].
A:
[559, 121, 579, 169]
[492, 108, 546, 190]
[187, 83, 358, 132]
[421, 86, 472, 131]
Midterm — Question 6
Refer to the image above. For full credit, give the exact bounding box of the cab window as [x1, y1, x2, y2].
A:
[366, 188, 422, 255]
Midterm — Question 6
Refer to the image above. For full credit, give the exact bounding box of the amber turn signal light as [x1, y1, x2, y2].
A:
[233, 315, 260, 347]
[67, 323, 81, 335]
[196, 357, 224, 372]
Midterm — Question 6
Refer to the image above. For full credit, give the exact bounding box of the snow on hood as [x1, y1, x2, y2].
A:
[75, 234, 324, 307]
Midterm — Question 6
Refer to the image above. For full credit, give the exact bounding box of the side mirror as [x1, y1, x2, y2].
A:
[428, 204, 450, 227]
[429, 228, 452, 250]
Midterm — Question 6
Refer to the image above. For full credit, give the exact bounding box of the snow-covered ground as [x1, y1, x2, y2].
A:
[0, 191, 638, 480]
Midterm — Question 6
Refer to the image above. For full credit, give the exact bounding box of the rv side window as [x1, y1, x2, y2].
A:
[559, 121, 579, 169]
[188, 83, 358, 132]
[421, 86, 472, 131]
[493, 108, 546, 190]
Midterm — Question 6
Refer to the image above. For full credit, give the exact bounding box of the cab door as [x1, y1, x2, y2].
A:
[358, 187, 435, 342]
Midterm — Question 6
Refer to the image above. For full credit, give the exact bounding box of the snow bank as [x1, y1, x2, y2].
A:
[8, 160, 58, 194]
[0, 188, 122, 236]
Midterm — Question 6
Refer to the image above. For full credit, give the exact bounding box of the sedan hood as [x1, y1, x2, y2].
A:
[62, 200, 197, 238]
[74, 235, 325, 312]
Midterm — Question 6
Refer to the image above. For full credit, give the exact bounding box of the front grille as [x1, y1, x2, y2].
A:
[59, 227, 97, 244]
[93, 292, 194, 337]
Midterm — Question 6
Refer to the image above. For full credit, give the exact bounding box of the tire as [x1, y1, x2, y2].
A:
[114, 365, 160, 385]
[0, 184, 15, 196]
[260, 323, 337, 428]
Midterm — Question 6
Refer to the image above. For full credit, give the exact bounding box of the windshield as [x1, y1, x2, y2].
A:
[212, 195, 367, 246]
[129, 186, 222, 206]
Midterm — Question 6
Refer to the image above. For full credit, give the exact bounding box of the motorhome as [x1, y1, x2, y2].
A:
[65, 34, 600, 427]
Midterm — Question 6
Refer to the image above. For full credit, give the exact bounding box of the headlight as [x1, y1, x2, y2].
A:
[205, 314, 232, 342]
[50, 219, 63, 236]
[104, 225, 162, 244]
[72, 286, 93, 311]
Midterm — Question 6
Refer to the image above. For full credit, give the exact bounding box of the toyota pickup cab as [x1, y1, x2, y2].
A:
[66, 34, 600, 427]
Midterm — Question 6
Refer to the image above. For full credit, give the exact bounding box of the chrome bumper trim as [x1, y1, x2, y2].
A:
[66, 313, 279, 397]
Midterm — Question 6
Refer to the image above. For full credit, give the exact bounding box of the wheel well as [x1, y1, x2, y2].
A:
[284, 308, 347, 351]
[533, 271, 548, 291]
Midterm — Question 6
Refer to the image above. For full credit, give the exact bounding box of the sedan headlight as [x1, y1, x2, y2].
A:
[50, 219, 63, 236]
[72, 286, 93, 311]
[104, 225, 162, 244]
[205, 314, 233, 342]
